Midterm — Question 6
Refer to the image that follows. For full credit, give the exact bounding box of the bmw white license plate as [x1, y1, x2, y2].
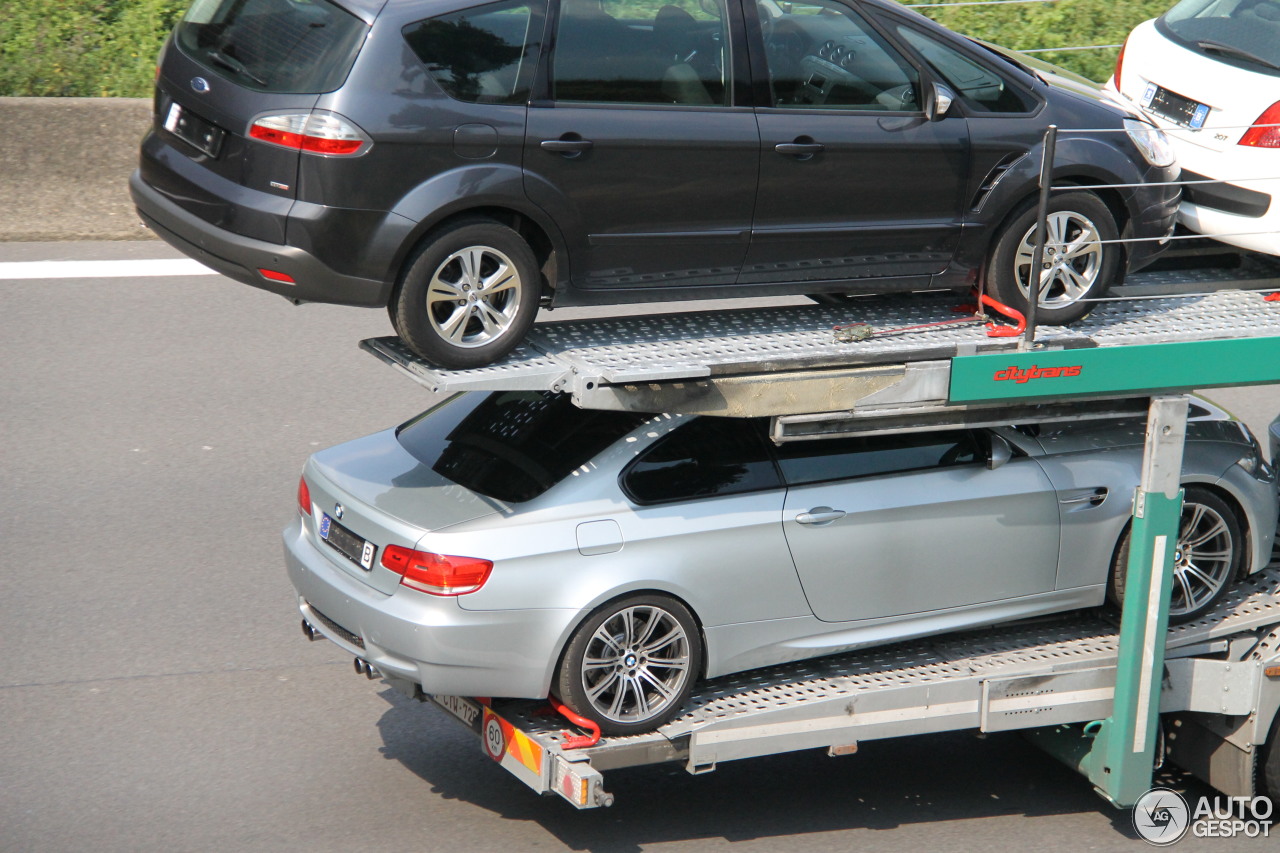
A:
[320, 514, 376, 570]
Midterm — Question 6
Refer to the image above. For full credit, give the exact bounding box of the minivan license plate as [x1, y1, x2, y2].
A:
[163, 102, 226, 158]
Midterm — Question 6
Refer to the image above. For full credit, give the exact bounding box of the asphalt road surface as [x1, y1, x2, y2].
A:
[2, 241, 1275, 852]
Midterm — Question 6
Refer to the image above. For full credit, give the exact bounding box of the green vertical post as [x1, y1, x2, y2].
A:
[1022, 396, 1188, 807]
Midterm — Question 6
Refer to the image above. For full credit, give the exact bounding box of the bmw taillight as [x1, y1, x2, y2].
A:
[298, 475, 311, 516]
[380, 545, 493, 596]
[1113, 38, 1127, 90]
[1239, 102, 1280, 148]
[249, 112, 369, 156]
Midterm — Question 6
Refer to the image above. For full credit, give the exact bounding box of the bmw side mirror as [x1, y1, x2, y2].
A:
[925, 82, 956, 122]
[987, 433, 1013, 470]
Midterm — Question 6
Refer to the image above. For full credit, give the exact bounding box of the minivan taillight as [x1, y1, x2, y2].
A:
[380, 545, 493, 596]
[249, 112, 369, 156]
[298, 475, 312, 516]
[1239, 102, 1280, 148]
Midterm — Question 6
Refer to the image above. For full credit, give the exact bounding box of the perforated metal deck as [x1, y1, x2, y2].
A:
[483, 566, 1280, 774]
[364, 261, 1280, 416]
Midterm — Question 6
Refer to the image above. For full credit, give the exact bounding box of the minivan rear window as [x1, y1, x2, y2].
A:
[396, 391, 650, 503]
[176, 0, 369, 94]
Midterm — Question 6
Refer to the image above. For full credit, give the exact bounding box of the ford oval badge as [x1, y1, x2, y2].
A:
[191, 76, 210, 94]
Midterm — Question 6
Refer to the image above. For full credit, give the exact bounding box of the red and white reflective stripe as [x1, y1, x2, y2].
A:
[249, 112, 368, 155]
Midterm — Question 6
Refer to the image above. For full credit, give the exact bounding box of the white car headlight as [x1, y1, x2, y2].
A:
[1124, 118, 1177, 168]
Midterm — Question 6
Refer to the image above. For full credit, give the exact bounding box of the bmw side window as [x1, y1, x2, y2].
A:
[552, 0, 731, 105]
[757, 0, 919, 110]
[623, 418, 781, 504]
[403, 0, 546, 104]
[894, 25, 1032, 113]
[774, 430, 981, 486]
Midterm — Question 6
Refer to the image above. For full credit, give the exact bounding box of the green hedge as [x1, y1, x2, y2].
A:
[0, 0, 186, 97]
[0, 0, 1172, 97]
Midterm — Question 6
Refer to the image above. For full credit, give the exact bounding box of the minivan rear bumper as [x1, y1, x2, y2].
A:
[131, 169, 393, 307]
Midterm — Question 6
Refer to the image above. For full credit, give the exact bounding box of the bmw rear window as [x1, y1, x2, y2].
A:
[396, 392, 650, 503]
[175, 0, 369, 94]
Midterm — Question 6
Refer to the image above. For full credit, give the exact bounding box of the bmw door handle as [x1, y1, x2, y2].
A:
[775, 141, 824, 157]
[540, 137, 594, 156]
[1059, 488, 1109, 508]
[795, 507, 846, 525]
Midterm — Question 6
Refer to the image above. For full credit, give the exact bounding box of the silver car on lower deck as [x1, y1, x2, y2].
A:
[284, 392, 1278, 735]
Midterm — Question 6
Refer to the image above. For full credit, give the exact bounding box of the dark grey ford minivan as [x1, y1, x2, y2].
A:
[132, 0, 1180, 368]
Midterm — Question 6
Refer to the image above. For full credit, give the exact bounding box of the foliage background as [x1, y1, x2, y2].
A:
[0, 0, 1176, 97]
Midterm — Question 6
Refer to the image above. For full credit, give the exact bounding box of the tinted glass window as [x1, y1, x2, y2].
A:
[895, 26, 1031, 113]
[758, 0, 919, 110]
[775, 430, 980, 485]
[397, 392, 650, 503]
[624, 417, 781, 503]
[553, 0, 730, 104]
[1162, 0, 1280, 74]
[176, 0, 368, 94]
[404, 0, 544, 104]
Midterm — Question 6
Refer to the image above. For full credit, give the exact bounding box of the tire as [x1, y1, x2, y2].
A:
[1108, 487, 1243, 624]
[390, 220, 540, 369]
[555, 594, 702, 737]
[985, 191, 1120, 325]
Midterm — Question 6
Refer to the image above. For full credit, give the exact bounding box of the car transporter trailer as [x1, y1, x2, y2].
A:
[301, 263, 1280, 812]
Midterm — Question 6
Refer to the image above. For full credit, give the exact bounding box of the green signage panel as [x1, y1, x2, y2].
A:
[949, 336, 1280, 403]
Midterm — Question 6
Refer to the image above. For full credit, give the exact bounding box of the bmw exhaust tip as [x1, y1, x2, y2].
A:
[354, 657, 380, 679]
[301, 619, 321, 641]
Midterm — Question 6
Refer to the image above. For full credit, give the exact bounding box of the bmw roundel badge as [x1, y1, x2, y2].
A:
[191, 76, 211, 93]
[334, 504, 345, 520]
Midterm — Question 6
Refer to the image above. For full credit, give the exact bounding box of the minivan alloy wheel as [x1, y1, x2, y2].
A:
[427, 245, 523, 347]
[1012, 210, 1105, 309]
[391, 219, 540, 369]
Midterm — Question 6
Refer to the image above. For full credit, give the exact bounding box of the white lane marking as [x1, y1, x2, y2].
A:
[0, 259, 220, 280]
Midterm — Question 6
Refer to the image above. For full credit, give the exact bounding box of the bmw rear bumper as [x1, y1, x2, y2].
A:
[282, 518, 573, 699]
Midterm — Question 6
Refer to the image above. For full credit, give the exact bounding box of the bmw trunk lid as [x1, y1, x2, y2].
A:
[304, 429, 503, 594]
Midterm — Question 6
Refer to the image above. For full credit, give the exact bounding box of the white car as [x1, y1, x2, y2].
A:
[1108, 0, 1280, 255]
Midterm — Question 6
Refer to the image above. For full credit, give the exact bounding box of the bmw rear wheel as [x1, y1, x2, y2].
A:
[556, 594, 701, 736]
[1109, 487, 1243, 624]
[390, 220, 540, 369]
[986, 191, 1120, 325]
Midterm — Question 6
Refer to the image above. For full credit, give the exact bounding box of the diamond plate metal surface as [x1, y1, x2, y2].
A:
[488, 567, 1280, 763]
[368, 261, 1280, 400]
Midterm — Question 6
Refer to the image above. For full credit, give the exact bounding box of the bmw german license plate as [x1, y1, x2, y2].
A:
[1140, 83, 1210, 129]
[163, 102, 226, 158]
[320, 514, 376, 570]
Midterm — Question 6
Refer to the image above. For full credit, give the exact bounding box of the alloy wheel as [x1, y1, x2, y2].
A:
[1013, 210, 1105, 309]
[1170, 500, 1236, 617]
[425, 245, 523, 349]
[580, 604, 693, 725]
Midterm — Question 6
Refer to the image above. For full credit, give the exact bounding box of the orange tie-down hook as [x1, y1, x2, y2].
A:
[977, 292, 1026, 337]
[547, 695, 603, 749]
[1265, 292, 1280, 302]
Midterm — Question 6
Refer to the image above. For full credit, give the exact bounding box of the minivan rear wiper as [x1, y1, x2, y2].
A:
[1195, 39, 1280, 72]
[207, 48, 269, 87]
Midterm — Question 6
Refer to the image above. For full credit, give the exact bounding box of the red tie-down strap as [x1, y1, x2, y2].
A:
[1265, 292, 1280, 302]
[834, 291, 1025, 342]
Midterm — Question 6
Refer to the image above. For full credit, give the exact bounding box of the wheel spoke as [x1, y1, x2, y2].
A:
[1182, 562, 1222, 594]
[582, 655, 617, 673]
[480, 263, 517, 295]
[586, 670, 621, 703]
[427, 275, 464, 304]
[458, 248, 484, 287]
[473, 300, 506, 337]
[640, 625, 684, 656]
[1184, 518, 1227, 548]
[440, 304, 472, 342]
[1062, 226, 1098, 260]
[636, 668, 676, 702]
[646, 656, 689, 673]
[1172, 569, 1197, 610]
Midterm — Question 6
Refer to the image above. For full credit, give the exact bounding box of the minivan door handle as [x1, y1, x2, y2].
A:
[795, 507, 846, 525]
[541, 137, 594, 155]
[775, 140, 824, 157]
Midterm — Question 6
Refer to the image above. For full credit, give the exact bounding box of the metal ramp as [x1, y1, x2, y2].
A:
[365, 284, 1280, 418]
[441, 566, 1280, 806]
